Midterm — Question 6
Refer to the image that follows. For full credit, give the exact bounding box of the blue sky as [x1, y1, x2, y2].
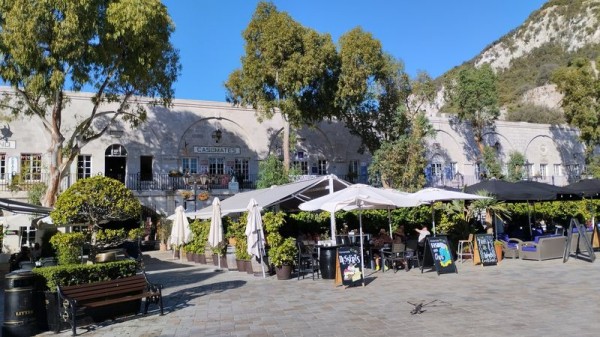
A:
[163, 0, 548, 102]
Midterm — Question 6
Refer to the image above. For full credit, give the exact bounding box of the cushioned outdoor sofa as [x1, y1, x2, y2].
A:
[518, 235, 566, 261]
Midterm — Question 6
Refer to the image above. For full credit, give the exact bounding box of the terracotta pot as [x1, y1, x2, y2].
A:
[275, 265, 292, 280]
[495, 245, 503, 262]
[236, 259, 246, 272]
[245, 260, 253, 274]
[159, 242, 168, 251]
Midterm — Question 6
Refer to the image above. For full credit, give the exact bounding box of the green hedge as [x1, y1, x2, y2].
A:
[32, 260, 138, 291]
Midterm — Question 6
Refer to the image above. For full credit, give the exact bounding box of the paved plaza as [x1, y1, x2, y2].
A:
[7, 250, 597, 337]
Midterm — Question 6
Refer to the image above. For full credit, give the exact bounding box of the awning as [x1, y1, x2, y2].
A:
[0, 198, 52, 215]
[188, 175, 351, 218]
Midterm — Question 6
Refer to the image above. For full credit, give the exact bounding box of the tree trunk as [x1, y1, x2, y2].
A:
[283, 119, 290, 172]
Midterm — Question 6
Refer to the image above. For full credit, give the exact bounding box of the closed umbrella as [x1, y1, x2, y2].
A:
[170, 205, 191, 260]
[245, 198, 266, 278]
[208, 197, 224, 270]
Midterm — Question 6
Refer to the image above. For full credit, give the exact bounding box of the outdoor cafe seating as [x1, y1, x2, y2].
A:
[297, 241, 319, 280]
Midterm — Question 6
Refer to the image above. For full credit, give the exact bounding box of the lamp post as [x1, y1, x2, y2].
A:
[183, 173, 198, 212]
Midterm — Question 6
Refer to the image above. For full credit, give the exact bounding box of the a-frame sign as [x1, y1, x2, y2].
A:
[563, 218, 596, 263]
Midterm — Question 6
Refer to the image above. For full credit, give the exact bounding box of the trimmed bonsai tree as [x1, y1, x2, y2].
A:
[51, 176, 142, 261]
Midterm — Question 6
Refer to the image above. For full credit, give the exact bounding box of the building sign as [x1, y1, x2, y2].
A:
[193, 146, 240, 155]
[0, 140, 16, 149]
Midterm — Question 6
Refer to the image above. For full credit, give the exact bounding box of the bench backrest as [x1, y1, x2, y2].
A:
[60, 275, 147, 304]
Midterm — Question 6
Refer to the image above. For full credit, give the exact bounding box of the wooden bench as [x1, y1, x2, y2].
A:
[57, 273, 163, 336]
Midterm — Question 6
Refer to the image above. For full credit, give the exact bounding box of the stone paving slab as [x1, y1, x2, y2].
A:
[19, 251, 600, 337]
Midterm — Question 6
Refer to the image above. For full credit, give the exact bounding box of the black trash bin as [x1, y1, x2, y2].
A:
[2, 270, 40, 337]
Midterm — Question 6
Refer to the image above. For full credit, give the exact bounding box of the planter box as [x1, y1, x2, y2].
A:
[236, 259, 247, 272]
[275, 265, 292, 280]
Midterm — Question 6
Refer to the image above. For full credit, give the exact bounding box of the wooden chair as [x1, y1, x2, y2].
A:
[456, 234, 474, 263]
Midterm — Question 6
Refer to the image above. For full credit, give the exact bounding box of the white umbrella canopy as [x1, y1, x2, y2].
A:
[170, 205, 192, 260]
[245, 198, 266, 278]
[299, 184, 423, 240]
[208, 198, 224, 269]
[410, 187, 491, 236]
[298, 184, 423, 286]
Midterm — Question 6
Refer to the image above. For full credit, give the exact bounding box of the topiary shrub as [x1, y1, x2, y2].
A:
[49, 232, 86, 265]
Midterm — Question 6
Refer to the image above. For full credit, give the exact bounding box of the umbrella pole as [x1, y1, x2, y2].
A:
[431, 204, 436, 237]
[257, 228, 266, 278]
[359, 209, 365, 287]
[387, 209, 393, 239]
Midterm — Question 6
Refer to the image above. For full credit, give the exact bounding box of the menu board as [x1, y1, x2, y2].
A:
[475, 234, 497, 266]
[421, 236, 457, 275]
[337, 246, 364, 286]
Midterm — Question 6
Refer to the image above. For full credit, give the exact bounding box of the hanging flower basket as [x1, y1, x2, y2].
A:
[198, 191, 210, 201]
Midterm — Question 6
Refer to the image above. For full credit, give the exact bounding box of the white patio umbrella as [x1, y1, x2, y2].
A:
[170, 205, 192, 260]
[410, 187, 491, 236]
[300, 184, 422, 240]
[208, 197, 224, 270]
[299, 184, 423, 286]
[245, 198, 266, 278]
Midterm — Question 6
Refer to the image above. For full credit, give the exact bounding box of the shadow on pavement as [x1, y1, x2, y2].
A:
[164, 279, 247, 313]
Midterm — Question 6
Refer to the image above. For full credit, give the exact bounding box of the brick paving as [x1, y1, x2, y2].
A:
[5, 250, 597, 337]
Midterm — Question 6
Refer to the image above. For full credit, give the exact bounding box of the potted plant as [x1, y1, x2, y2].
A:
[211, 241, 228, 268]
[180, 190, 194, 200]
[263, 212, 296, 280]
[494, 240, 504, 262]
[197, 190, 210, 201]
[157, 220, 172, 251]
[228, 216, 250, 272]
[189, 219, 209, 263]
[268, 237, 297, 280]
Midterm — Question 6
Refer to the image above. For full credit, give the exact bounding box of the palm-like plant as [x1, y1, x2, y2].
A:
[467, 191, 511, 233]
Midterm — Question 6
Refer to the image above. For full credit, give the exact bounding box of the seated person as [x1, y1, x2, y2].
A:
[393, 225, 406, 243]
[370, 228, 392, 271]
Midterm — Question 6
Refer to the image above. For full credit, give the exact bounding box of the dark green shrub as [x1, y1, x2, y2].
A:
[33, 259, 138, 291]
[49, 232, 86, 265]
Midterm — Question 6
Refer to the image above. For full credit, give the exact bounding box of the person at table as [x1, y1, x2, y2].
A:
[371, 228, 392, 271]
[393, 225, 406, 243]
[414, 225, 430, 256]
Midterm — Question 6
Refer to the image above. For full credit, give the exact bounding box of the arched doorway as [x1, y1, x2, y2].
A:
[105, 144, 127, 183]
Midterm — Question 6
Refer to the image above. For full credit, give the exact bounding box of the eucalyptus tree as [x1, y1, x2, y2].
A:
[0, 0, 180, 206]
[445, 64, 500, 154]
[551, 57, 600, 174]
[225, 2, 338, 171]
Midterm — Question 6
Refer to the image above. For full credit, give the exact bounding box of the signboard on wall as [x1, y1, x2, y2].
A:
[0, 140, 16, 149]
[193, 146, 240, 155]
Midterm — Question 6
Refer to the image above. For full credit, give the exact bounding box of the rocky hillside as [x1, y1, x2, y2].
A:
[432, 0, 600, 123]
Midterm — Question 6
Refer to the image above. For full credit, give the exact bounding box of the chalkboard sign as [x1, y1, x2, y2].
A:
[421, 236, 457, 275]
[563, 218, 595, 263]
[337, 246, 364, 286]
[475, 234, 497, 266]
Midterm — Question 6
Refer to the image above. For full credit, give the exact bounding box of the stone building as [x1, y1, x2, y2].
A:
[0, 89, 585, 251]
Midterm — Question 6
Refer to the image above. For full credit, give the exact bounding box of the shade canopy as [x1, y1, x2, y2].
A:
[193, 175, 350, 218]
[299, 184, 422, 213]
[464, 179, 573, 202]
[566, 178, 600, 198]
[245, 198, 266, 278]
[410, 187, 491, 203]
[208, 197, 223, 248]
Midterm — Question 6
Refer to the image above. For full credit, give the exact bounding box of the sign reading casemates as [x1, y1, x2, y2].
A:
[193, 146, 240, 155]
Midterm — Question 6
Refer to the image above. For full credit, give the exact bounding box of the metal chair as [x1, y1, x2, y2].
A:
[405, 239, 421, 268]
[296, 241, 319, 280]
[457, 234, 474, 263]
[381, 243, 408, 273]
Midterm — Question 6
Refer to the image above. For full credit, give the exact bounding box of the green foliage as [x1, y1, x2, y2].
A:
[32, 260, 137, 291]
[27, 183, 47, 206]
[445, 64, 499, 151]
[263, 211, 297, 267]
[157, 219, 172, 244]
[256, 155, 292, 189]
[552, 56, 600, 164]
[49, 232, 86, 265]
[96, 228, 127, 248]
[506, 103, 565, 124]
[506, 151, 526, 182]
[507, 199, 600, 226]
[0, 0, 180, 206]
[51, 176, 142, 227]
[228, 215, 251, 260]
[128, 227, 145, 240]
[369, 112, 433, 191]
[481, 146, 503, 179]
[187, 219, 210, 254]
